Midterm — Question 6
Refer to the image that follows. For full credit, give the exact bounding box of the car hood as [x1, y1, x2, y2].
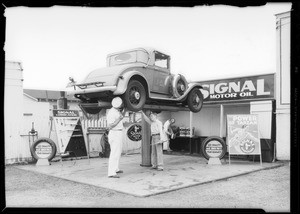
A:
[79, 63, 145, 86]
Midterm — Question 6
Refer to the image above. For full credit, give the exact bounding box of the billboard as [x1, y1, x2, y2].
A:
[199, 74, 274, 103]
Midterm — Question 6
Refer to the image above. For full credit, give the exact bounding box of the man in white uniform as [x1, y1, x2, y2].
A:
[106, 97, 125, 178]
[163, 118, 176, 152]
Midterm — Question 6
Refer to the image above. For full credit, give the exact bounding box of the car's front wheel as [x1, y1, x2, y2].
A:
[123, 80, 146, 111]
[187, 88, 204, 113]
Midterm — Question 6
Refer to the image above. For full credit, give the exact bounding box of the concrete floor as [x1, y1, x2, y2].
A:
[15, 153, 283, 197]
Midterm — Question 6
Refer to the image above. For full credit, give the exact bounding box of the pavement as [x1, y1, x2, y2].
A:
[14, 153, 284, 197]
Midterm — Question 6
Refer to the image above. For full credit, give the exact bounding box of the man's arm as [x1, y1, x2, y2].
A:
[108, 113, 124, 130]
[141, 111, 151, 124]
[164, 123, 173, 136]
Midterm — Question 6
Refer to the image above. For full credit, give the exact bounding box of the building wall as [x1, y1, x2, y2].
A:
[250, 101, 273, 139]
[5, 61, 24, 164]
[276, 11, 290, 160]
[21, 95, 51, 159]
[171, 104, 250, 138]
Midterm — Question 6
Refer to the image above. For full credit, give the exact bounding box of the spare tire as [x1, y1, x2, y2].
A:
[172, 74, 188, 98]
[30, 138, 57, 161]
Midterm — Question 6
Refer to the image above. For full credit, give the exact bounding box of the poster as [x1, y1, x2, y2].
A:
[227, 114, 261, 155]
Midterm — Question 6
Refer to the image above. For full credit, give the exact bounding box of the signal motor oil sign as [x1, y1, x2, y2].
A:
[199, 74, 274, 103]
[227, 114, 261, 155]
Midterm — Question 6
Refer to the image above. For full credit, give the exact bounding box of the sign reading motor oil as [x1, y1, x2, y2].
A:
[199, 74, 274, 103]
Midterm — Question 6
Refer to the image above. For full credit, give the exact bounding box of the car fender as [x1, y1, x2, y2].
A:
[113, 70, 149, 95]
[172, 74, 188, 98]
[178, 82, 203, 101]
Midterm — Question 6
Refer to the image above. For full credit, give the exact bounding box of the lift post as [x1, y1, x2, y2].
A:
[140, 114, 151, 167]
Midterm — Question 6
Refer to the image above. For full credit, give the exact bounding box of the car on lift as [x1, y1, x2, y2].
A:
[66, 47, 204, 114]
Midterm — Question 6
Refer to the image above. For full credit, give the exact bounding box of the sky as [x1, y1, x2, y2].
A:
[4, 3, 292, 90]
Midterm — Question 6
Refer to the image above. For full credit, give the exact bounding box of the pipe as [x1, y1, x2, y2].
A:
[220, 104, 224, 138]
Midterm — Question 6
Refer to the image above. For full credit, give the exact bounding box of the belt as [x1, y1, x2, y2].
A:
[151, 133, 160, 136]
[110, 129, 123, 131]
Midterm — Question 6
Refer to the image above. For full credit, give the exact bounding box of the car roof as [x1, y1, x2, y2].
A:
[107, 47, 157, 57]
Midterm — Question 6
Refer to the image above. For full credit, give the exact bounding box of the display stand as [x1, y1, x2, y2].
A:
[208, 157, 221, 165]
[36, 158, 50, 166]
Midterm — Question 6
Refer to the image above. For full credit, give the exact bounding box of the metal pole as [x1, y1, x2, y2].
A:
[189, 111, 193, 137]
[220, 104, 224, 138]
[189, 111, 193, 154]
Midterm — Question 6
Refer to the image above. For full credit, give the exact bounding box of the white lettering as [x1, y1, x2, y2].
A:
[257, 79, 270, 95]
[228, 81, 240, 93]
[210, 93, 237, 99]
[200, 87, 210, 99]
[215, 83, 228, 93]
[240, 92, 253, 97]
[241, 80, 256, 91]
[210, 84, 215, 94]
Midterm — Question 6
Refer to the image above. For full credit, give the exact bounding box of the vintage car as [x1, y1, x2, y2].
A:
[66, 48, 204, 114]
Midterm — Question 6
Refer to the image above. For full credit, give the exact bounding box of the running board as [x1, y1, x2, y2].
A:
[149, 94, 186, 102]
[143, 104, 190, 112]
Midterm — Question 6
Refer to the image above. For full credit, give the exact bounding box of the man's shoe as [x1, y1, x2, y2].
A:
[157, 168, 163, 171]
[116, 170, 123, 173]
[151, 166, 157, 170]
[108, 175, 120, 178]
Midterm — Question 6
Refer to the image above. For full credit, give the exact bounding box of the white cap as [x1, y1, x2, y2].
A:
[111, 97, 123, 108]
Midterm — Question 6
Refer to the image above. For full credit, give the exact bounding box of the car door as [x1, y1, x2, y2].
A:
[150, 51, 171, 95]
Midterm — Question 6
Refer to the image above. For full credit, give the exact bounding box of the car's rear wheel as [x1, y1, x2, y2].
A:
[187, 88, 204, 113]
[123, 80, 146, 111]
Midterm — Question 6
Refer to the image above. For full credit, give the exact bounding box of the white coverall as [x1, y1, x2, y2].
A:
[106, 108, 124, 177]
[163, 120, 172, 151]
[150, 120, 166, 169]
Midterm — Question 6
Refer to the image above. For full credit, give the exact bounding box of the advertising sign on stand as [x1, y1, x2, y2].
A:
[53, 109, 87, 157]
[227, 114, 262, 165]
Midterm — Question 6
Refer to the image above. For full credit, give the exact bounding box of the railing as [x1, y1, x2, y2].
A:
[81, 117, 141, 155]
[81, 117, 108, 130]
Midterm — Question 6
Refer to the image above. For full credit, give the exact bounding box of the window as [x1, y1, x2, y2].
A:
[109, 51, 137, 66]
[154, 52, 169, 69]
